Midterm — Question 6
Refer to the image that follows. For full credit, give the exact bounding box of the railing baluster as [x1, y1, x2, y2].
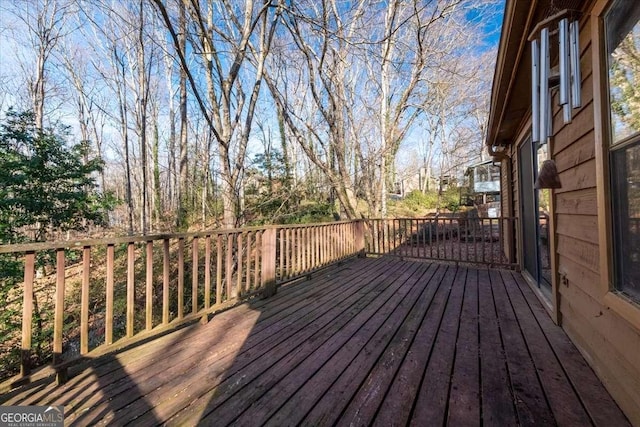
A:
[284, 228, 292, 279]
[321, 225, 325, 263]
[205, 235, 211, 308]
[322, 225, 327, 264]
[432, 219, 436, 259]
[216, 234, 223, 304]
[490, 218, 495, 264]
[342, 223, 347, 258]
[297, 228, 302, 274]
[226, 233, 234, 298]
[333, 223, 337, 260]
[254, 231, 261, 287]
[192, 237, 199, 315]
[146, 241, 153, 331]
[314, 225, 319, 266]
[449, 219, 459, 261]
[473, 218, 478, 263]
[327, 224, 336, 262]
[237, 233, 244, 295]
[308, 226, 313, 269]
[126, 243, 135, 338]
[178, 238, 185, 318]
[310, 226, 318, 270]
[312, 226, 317, 268]
[261, 228, 277, 297]
[482, 219, 487, 264]
[162, 239, 169, 325]
[302, 227, 307, 273]
[278, 229, 284, 281]
[21, 251, 35, 376]
[81, 246, 91, 354]
[106, 244, 114, 344]
[393, 219, 397, 254]
[54, 248, 66, 382]
[457, 219, 461, 261]
[426, 219, 430, 258]
[246, 232, 252, 291]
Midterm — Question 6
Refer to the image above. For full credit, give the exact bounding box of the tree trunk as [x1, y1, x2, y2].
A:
[177, 2, 188, 229]
[153, 114, 161, 228]
[138, 0, 148, 234]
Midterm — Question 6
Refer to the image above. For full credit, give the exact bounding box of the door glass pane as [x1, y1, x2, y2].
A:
[606, 0, 640, 302]
[536, 144, 552, 292]
[606, 1, 640, 144]
[612, 140, 640, 301]
[519, 139, 538, 283]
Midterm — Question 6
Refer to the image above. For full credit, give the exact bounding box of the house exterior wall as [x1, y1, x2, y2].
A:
[495, 2, 640, 423]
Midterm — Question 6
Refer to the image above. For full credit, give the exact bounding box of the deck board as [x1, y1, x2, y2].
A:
[477, 268, 519, 426]
[409, 266, 467, 426]
[446, 267, 480, 427]
[0, 257, 630, 426]
[490, 269, 555, 426]
[376, 266, 453, 425]
[500, 270, 592, 426]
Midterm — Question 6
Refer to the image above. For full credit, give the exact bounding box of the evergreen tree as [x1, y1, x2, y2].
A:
[0, 109, 116, 378]
[0, 109, 115, 243]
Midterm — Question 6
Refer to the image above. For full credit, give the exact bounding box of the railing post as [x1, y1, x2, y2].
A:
[126, 242, 135, 339]
[54, 248, 67, 384]
[261, 228, 277, 297]
[146, 241, 153, 331]
[355, 220, 366, 257]
[21, 252, 35, 377]
[81, 246, 91, 354]
[106, 244, 115, 344]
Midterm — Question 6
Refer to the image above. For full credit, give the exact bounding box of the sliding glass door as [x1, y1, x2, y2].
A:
[518, 136, 552, 299]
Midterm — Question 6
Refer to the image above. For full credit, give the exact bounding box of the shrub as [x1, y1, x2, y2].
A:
[403, 190, 438, 211]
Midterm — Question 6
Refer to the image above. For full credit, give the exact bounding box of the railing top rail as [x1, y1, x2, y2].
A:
[364, 216, 516, 221]
[0, 220, 360, 254]
[0, 217, 518, 253]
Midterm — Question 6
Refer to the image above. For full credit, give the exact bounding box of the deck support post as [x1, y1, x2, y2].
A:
[261, 228, 277, 298]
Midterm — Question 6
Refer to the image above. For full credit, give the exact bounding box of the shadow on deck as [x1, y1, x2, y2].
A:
[0, 257, 630, 426]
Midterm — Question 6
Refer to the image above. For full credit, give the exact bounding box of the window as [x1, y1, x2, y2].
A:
[605, 0, 640, 301]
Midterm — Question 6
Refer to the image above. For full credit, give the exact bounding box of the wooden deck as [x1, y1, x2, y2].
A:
[0, 257, 630, 426]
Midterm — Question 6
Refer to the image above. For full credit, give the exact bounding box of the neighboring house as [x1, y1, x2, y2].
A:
[462, 159, 502, 217]
[392, 167, 450, 197]
[486, 0, 640, 423]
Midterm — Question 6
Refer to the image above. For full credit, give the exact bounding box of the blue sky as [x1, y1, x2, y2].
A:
[465, 0, 505, 49]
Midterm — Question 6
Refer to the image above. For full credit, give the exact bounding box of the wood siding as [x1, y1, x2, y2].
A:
[506, 10, 640, 423]
[553, 13, 640, 424]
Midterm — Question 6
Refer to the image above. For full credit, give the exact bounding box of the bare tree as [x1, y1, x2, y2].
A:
[265, 0, 369, 219]
[372, 0, 464, 216]
[177, 1, 189, 228]
[3, 0, 74, 129]
[57, 39, 109, 193]
[152, 0, 283, 228]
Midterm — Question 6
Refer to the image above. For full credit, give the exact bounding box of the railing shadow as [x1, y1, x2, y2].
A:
[0, 221, 364, 425]
[150, 257, 371, 425]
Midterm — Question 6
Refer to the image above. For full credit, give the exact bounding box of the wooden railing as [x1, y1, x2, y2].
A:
[1, 216, 516, 387]
[364, 217, 517, 268]
[0, 221, 363, 386]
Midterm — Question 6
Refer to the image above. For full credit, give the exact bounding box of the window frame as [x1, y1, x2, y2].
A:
[592, 0, 640, 330]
